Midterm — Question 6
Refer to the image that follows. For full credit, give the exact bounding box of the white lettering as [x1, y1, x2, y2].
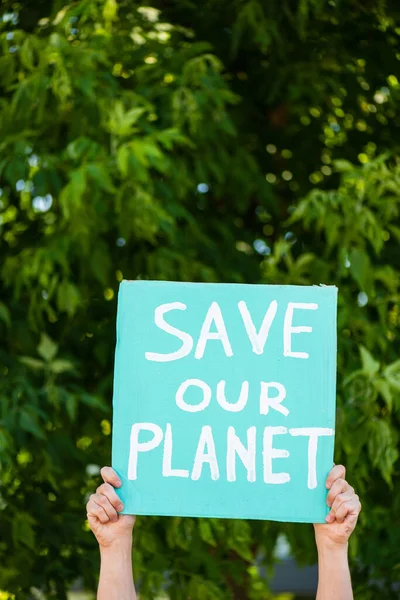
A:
[176, 379, 211, 413]
[259, 382, 289, 416]
[283, 302, 318, 359]
[289, 427, 334, 489]
[227, 426, 256, 482]
[145, 302, 193, 362]
[191, 426, 219, 481]
[238, 300, 278, 354]
[263, 426, 290, 484]
[216, 380, 249, 412]
[128, 423, 163, 480]
[195, 302, 233, 359]
[162, 423, 189, 478]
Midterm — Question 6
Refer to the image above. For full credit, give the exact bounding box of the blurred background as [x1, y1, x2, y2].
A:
[1, 0, 400, 598]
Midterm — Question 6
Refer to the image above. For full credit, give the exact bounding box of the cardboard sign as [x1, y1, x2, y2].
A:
[112, 280, 337, 523]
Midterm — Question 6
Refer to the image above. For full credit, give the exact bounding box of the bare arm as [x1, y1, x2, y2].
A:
[87, 467, 137, 600]
[316, 542, 352, 600]
[99, 540, 136, 600]
[314, 465, 361, 600]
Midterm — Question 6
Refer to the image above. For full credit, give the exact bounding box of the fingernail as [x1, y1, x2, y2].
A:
[326, 514, 333, 523]
[118, 504, 124, 512]
[326, 482, 331, 489]
[116, 479, 122, 487]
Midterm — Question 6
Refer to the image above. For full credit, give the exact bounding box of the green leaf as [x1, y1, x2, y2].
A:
[59, 168, 87, 219]
[374, 378, 393, 412]
[20, 37, 37, 71]
[51, 359, 74, 374]
[198, 519, 216, 546]
[20, 408, 46, 439]
[66, 395, 78, 421]
[80, 393, 107, 411]
[12, 513, 36, 550]
[349, 249, 370, 290]
[388, 224, 400, 242]
[85, 164, 116, 193]
[333, 159, 354, 172]
[117, 144, 130, 177]
[108, 102, 146, 136]
[19, 356, 45, 370]
[37, 333, 58, 362]
[90, 244, 112, 285]
[384, 359, 400, 392]
[103, 0, 118, 22]
[0, 427, 13, 452]
[57, 280, 81, 317]
[359, 345, 380, 377]
[0, 301, 11, 326]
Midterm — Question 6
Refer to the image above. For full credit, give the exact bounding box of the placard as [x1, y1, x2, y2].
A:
[112, 280, 337, 522]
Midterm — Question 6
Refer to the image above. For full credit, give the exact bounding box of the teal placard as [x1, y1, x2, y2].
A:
[112, 280, 337, 523]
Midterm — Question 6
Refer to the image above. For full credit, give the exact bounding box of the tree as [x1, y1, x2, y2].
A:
[0, 1, 399, 598]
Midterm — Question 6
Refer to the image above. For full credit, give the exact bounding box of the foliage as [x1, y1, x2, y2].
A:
[0, 0, 400, 598]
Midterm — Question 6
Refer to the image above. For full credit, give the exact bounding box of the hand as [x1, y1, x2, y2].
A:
[86, 466, 136, 549]
[314, 464, 361, 549]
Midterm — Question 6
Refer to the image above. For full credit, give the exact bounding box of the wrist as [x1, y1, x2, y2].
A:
[100, 536, 133, 555]
[316, 537, 348, 557]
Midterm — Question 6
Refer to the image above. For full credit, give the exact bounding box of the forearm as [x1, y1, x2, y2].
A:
[98, 540, 136, 600]
[316, 542, 353, 600]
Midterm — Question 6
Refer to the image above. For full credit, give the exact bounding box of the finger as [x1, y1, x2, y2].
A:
[334, 497, 361, 524]
[86, 497, 110, 524]
[97, 482, 124, 512]
[330, 492, 354, 515]
[326, 494, 361, 524]
[100, 466, 122, 488]
[93, 493, 118, 522]
[327, 478, 353, 507]
[326, 464, 346, 489]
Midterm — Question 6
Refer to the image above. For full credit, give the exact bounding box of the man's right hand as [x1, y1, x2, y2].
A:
[86, 466, 136, 548]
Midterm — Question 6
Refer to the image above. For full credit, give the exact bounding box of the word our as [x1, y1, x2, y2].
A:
[145, 300, 318, 362]
[175, 379, 288, 415]
[128, 423, 334, 490]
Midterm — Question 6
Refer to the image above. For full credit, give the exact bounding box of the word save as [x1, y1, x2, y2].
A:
[144, 300, 318, 361]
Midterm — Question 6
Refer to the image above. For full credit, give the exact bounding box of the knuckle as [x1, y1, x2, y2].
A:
[337, 504, 346, 516]
[96, 494, 107, 507]
[86, 496, 95, 510]
[330, 479, 344, 496]
[97, 483, 111, 495]
[333, 478, 345, 489]
[333, 493, 348, 510]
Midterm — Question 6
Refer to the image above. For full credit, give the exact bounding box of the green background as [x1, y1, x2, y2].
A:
[1, 0, 400, 598]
